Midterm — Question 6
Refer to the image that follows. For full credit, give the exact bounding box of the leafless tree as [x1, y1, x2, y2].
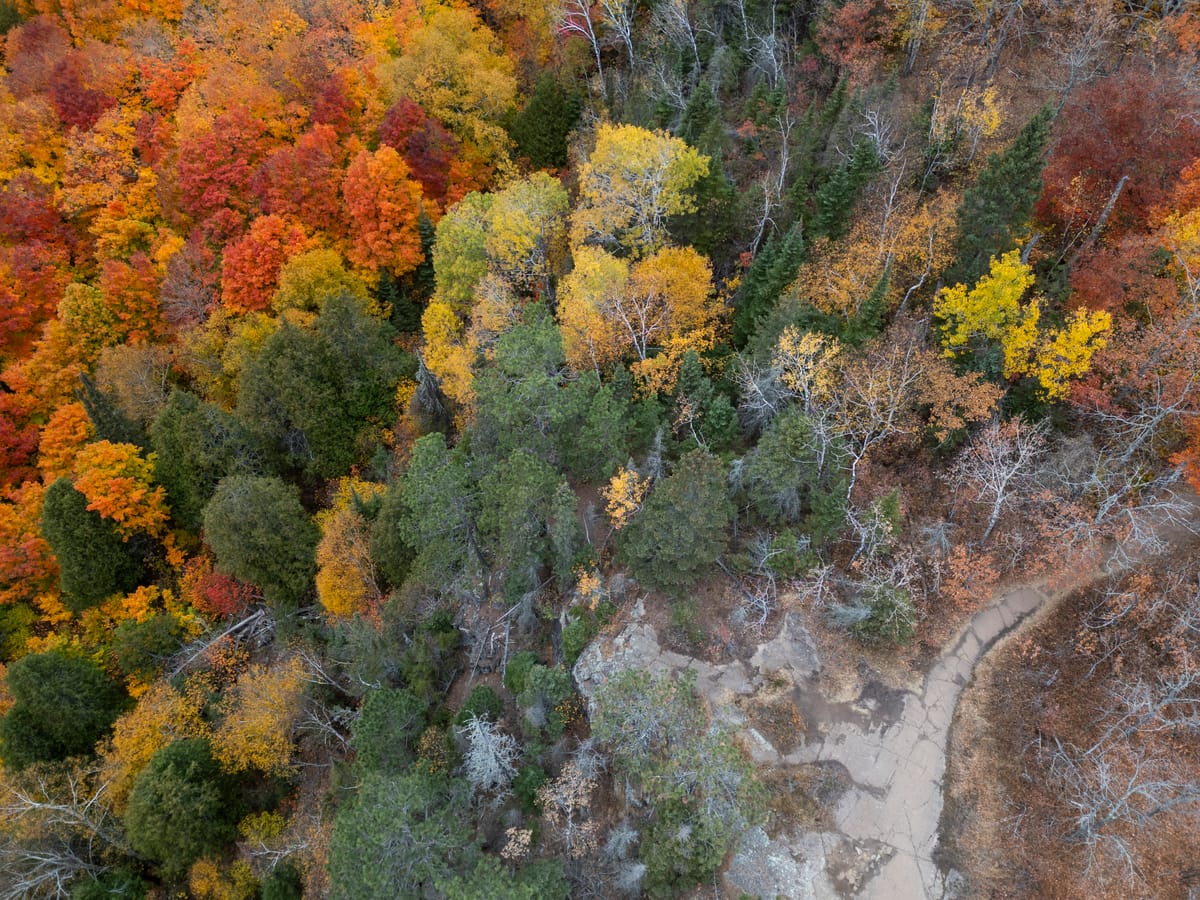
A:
[458, 715, 520, 797]
[951, 418, 1048, 546]
[733, 356, 790, 437]
[597, 0, 637, 71]
[555, 0, 605, 86]
[0, 764, 132, 900]
[831, 331, 927, 500]
[1045, 732, 1200, 880]
[652, 0, 703, 73]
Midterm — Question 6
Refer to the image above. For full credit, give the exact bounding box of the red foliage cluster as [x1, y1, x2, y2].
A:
[196, 570, 259, 620]
[220, 215, 312, 314]
[378, 98, 459, 204]
[176, 109, 277, 222]
[1037, 66, 1200, 237]
[253, 124, 346, 234]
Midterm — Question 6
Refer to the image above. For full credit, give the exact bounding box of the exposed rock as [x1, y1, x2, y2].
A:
[750, 611, 822, 679]
[725, 827, 842, 900]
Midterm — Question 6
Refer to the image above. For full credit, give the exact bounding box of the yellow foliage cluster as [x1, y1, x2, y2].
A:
[315, 478, 386, 621]
[102, 678, 211, 809]
[189, 858, 258, 900]
[421, 299, 476, 410]
[795, 190, 957, 321]
[773, 327, 842, 410]
[602, 467, 649, 531]
[571, 124, 709, 256]
[935, 251, 1111, 399]
[272, 248, 373, 316]
[559, 244, 723, 391]
[211, 656, 307, 775]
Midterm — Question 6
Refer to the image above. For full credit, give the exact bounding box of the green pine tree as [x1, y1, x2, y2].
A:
[40, 477, 144, 612]
[946, 106, 1054, 286]
[809, 139, 881, 241]
[732, 223, 806, 347]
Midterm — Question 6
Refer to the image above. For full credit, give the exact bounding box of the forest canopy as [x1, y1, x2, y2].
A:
[0, 0, 1198, 898]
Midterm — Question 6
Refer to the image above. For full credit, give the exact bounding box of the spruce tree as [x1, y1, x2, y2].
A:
[40, 477, 144, 611]
[507, 73, 581, 170]
[732, 223, 805, 347]
[946, 106, 1054, 286]
[809, 139, 881, 241]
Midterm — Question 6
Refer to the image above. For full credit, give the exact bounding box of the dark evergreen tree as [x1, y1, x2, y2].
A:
[946, 106, 1054, 286]
[124, 738, 241, 880]
[0, 649, 129, 770]
[472, 304, 632, 478]
[369, 483, 416, 591]
[809, 139, 881, 241]
[75, 373, 145, 447]
[351, 687, 428, 775]
[328, 771, 473, 900]
[732, 223, 806, 347]
[202, 474, 319, 608]
[672, 351, 738, 452]
[398, 433, 483, 582]
[740, 408, 848, 535]
[40, 476, 143, 611]
[673, 81, 736, 254]
[477, 449, 558, 597]
[547, 481, 583, 591]
[507, 72, 581, 169]
[617, 450, 732, 592]
[436, 856, 569, 899]
[238, 295, 413, 479]
[111, 614, 184, 681]
[150, 390, 258, 532]
[841, 265, 891, 346]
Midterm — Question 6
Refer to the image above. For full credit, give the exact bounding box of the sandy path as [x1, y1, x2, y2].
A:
[782, 497, 1199, 899]
[784, 582, 1051, 898]
[577, 495, 1199, 899]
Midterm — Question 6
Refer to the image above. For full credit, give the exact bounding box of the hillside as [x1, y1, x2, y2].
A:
[0, 1, 1198, 898]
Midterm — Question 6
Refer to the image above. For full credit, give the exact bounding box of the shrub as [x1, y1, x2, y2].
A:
[454, 685, 503, 726]
[503, 651, 538, 695]
[0, 650, 129, 770]
[352, 688, 428, 775]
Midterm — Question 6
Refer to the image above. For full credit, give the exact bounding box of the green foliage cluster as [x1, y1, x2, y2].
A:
[41, 477, 143, 612]
[328, 770, 473, 900]
[352, 687, 429, 775]
[236, 295, 415, 479]
[618, 449, 733, 592]
[202, 474, 319, 609]
[124, 738, 242, 881]
[947, 107, 1054, 286]
[739, 408, 848, 543]
[150, 390, 258, 532]
[593, 669, 766, 896]
[0, 650, 129, 770]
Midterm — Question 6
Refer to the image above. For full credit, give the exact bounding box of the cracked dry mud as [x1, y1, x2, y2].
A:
[575, 497, 1199, 900]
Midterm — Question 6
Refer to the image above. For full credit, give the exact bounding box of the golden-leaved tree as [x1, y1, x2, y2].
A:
[315, 478, 386, 621]
[935, 250, 1111, 399]
[557, 245, 724, 389]
[570, 124, 709, 257]
[211, 656, 307, 776]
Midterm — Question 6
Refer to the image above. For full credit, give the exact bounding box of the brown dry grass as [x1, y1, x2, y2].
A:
[945, 550, 1200, 900]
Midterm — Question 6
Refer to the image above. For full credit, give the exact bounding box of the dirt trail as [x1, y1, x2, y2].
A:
[782, 582, 1051, 899]
[778, 497, 1200, 899]
[575, 495, 1199, 899]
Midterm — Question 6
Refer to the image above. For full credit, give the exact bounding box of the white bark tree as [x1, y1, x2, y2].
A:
[458, 715, 519, 797]
[951, 418, 1048, 546]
